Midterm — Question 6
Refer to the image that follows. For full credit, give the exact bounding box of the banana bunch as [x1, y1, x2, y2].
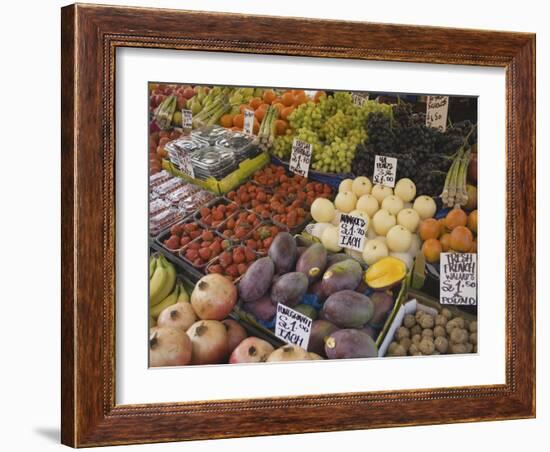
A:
[149, 254, 190, 320]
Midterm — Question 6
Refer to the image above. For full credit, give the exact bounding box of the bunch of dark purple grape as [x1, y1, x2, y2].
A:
[352, 102, 475, 197]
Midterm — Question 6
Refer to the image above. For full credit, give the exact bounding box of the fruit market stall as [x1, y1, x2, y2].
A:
[148, 83, 478, 366]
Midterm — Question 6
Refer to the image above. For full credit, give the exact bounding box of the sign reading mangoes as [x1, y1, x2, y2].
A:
[373, 155, 398, 187]
[289, 138, 313, 177]
[440, 252, 477, 305]
[275, 303, 312, 349]
[426, 95, 449, 132]
[182, 109, 193, 130]
[338, 213, 368, 252]
[243, 109, 255, 135]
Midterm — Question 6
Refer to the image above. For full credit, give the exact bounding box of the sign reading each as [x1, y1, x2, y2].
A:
[426, 95, 449, 132]
[372, 155, 398, 187]
[440, 252, 477, 305]
[182, 109, 193, 130]
[275, 303, 312, 349]
[243, 109, 255, 135]
[178, 152, 195, 179]
[351, 92, 369, 107]
[338, 213, 368, 252]
[289, 138, 313, 177]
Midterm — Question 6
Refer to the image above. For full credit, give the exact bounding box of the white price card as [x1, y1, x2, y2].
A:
[289, 138, 313, 177]
[372, 155, 398, 187]
[243, 109, 255, 135]
[275, 304, 312, 349]
[440, 252, 477, 305]
[338, 213, 368, 252]
[351, 92, 369, 106]
[182, 109, 193, 130]
[177, 152, 195, 179]
[426, 95, 449, 132]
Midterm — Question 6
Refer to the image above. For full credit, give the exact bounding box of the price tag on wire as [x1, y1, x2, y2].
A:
[177, 152, 195, 179]
[426, 95, 449, 132]
[372, 155, 397, 187]
[243, 109, 255, 135]
[275, 304, 312, 349]
[289, 138, 313, 177]
[351, 92, 369, 106]
[440, 253, 477, 305]
[338, 213, 368, 252]
[182, 109, 193, 130]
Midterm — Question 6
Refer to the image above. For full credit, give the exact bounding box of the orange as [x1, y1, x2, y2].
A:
[253, 119, 260, 135]
[468, 210, 478, 233]
[281, 92, 295, 107]
[275, 120, 288, 136]
[293, 92, 307, 106]
[262, 90, 276, 104]
[450, 226, 474, 252]
[233, 114, 244, 128]
[254, 107, 267, 122]
[314, 91, 327, 102]
[281, 106, 295, 121]
[440, 233, 452, 252]
[249, 97, 263, 109]
[220, 114, 234, 128]
[445, 207, 468, 230]
[419, 218, 441, 241]
[422, 239, 442, 263]
[240, 104, 253, 114]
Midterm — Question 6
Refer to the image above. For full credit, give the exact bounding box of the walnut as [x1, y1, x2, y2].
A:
[403, 314, 416, 329]
[410, 324, 422, 336]
[395, 326, 410, 341]
[400, 337, 412, 351]
[388, 342, 399, 355]
[450, 343, 468, 354]
[434, 314, 448, 327]
[469, 320, 478, 334]
[441, 308, 454, 320]
[469, 332, 477, 345]
[415, 311, 426, 323]
[419, 338, 436, 355]
[411, 334, 422, 345]
[419, 314, 435, 329]
[445, 319, 459, 335]
[409, 344, 422, 356]
[434, 336, 449, 354]
[434, 325, 446, 338]
[450, 328, 469, 344]
[453, 317, 465, 329]
[422, 328, 434, 338]
[464, 343, 474, 353]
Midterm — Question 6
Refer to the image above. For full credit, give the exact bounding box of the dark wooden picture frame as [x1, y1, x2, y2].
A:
[61, 3, 535, 447]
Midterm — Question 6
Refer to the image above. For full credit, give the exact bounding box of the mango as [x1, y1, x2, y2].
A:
[296, 243, 328, 283]
[243, 294, 276, 322]
[238, 257, 274, 302]
[268, 232, 298, 274]
[321, 259, 363, 297]
[307, 279, 327, 304]
[308, 320, 339, 357]
[325, 329, 378, 359]
[270, 272, 308, 307]
[364, 256, 407, 290]
[322, 290, 374, 328]
[326, 253, 350, 267]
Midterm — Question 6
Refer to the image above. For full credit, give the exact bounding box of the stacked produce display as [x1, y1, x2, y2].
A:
[148, 83, 478, 366]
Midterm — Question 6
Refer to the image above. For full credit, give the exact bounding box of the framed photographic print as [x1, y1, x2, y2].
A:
[61, 3, 535, 447]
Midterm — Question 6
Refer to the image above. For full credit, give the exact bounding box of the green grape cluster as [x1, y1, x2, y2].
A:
[271, 92, 392, 174]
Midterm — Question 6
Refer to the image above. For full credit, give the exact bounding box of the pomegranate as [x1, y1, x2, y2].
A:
[229, 337, 275, 364]
[149, 327, 192, 367]
[157, 302, 197, 332]
[222, 319, 248, 355]
[267, 345, 310, 362]
[191, 274, 237, 321]
[187, 320, 228, 365]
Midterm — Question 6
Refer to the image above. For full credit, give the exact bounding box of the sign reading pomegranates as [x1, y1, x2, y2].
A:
[440, 252, 477, 305]
[275, 303, 312, 349]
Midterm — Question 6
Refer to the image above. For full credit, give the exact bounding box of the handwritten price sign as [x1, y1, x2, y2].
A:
[177, 152, 195, 179]
[372, 155, 398, 188]
[289, 138, 313, 177]
[182, 109, 193, 130]
[426, 95, 449, 132]
[440, 253, 477, 305]
[275, 304, 312, 349]
[351, 92, 369, 107]
[338, 213, 368, 252]
[243, 109, 255, 135]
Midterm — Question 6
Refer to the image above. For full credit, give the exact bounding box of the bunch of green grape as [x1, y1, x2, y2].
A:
[272, 133, 295, 160]
[288, 102, 323, 131]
